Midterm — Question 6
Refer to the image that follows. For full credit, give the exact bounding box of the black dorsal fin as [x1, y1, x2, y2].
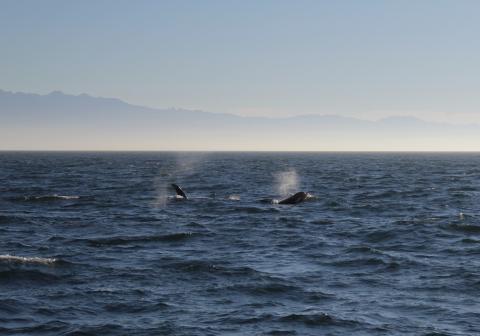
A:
[171, 184, 188, 199]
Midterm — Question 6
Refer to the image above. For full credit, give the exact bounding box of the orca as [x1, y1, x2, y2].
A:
[278, 192, 308, 205]
[171, 184, 188, 199]
[169, 184, 308, 204]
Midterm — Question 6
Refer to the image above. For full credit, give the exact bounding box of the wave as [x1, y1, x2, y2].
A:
[0, 254, 58, 265]
[0, 299, 22, 314]
[227, 195, 241, 201]
[461, 237, 480, 244]
[279, 312, 334, 325]
[87, 232, 196, 247]
[310, 218, 335, 225]
[0, 321, 76, 335]
[247, 287, 332, 304]
[160, 259, 263, 277]
[11, 194, 84, 202]
[445, 223, 480, 234]
[104, 301, 170, 313]
[260, 198, 278, 204]
[0, 215, 23, 224]
[278, 312, 362, 327]
[329, 257, 400, 269]
[0, 269, 61, 283]
[365, 229, 397, 243]
[227, 206, 280, 214]
[236, 283, 301, 296]
[215, 311, 358, 328]
[344, 245, 382, 254]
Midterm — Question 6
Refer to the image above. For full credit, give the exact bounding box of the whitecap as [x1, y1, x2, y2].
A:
[23, 194, 80, 201]
[54, 195, 80, 200]
[227, 195, 241, 201]
[0, 254, 57, 265]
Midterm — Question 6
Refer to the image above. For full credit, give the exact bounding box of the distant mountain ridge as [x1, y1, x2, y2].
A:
[1, 89, 479, 151]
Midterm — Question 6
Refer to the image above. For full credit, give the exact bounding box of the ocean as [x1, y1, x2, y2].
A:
[0, 152, 479, 335]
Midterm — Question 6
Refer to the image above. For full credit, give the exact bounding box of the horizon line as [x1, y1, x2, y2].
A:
[1, 149, 480, 153]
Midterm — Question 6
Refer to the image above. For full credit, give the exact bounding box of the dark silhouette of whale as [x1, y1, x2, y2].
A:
[171, 184, 308, 204]
[171, 184, 188, 199]
[278, 192, 308, 205]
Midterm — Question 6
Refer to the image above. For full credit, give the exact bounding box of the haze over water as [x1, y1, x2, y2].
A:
[1, 152, 479, 335]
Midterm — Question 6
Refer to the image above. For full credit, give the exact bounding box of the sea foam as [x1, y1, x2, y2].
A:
[0, 254, 57, 265]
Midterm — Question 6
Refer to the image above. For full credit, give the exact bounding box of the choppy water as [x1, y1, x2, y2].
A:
[1, 152, 479, 335]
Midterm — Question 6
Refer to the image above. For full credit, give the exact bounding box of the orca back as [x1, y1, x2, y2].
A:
[278, 192, 307, 205]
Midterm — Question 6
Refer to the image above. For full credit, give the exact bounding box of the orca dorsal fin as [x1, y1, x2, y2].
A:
[171, 184, 188, 199]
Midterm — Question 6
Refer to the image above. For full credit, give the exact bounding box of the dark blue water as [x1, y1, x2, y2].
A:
[1, 152, 479, 335]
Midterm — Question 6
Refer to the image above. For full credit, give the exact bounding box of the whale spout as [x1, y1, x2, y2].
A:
[278, 191, 308, 205]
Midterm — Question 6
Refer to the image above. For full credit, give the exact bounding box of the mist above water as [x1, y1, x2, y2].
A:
[153, 153, 207, 207]
[274, 170, 299, 196]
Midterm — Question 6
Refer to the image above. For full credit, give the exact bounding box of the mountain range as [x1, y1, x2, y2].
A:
[1, 89, 479, 151]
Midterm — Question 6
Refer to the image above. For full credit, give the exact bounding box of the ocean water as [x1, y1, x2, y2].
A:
[0, 152, 479, 336]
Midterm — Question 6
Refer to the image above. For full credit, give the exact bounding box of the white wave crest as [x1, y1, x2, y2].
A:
[52, 195, 79, 200]
[24, 194, 80, 200]
[0, 254, 57, 265]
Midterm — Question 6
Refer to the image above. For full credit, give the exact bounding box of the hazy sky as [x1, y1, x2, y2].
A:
[1, 0, 480, 122]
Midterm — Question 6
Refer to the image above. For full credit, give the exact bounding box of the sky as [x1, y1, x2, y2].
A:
[1, 0, 480, 123]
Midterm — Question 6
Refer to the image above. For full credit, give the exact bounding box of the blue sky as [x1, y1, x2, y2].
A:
[1, 0, 480, 122]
